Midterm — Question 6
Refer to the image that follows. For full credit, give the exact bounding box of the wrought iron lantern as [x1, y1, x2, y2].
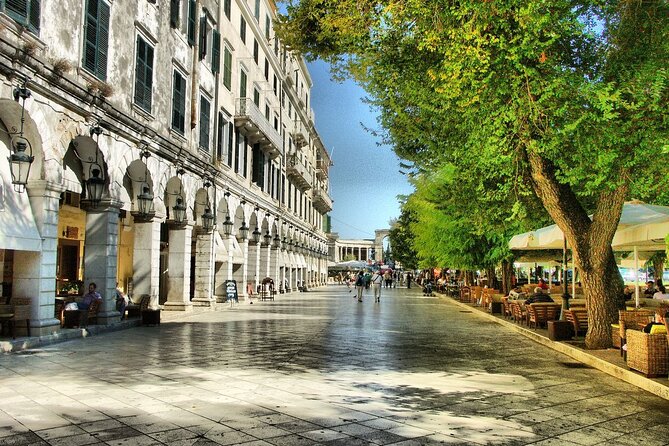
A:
[272, 233, 281, 249]
[8, 80, 34, 192]
[239, 221, 249, 241]
[252, 226, 261, 244]
[263, 230, 272, 246]
[86, 165, 105, 205]
[134, 149, 154, 220]
[172, 197, 186, 224]
[201, 208, 215, 231]
[222, 214, 233, 236]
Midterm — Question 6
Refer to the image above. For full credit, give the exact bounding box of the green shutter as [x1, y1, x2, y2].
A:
[172, 71, 186, 134]
[223, 47, 232, 90]
[28, 0, 39, 33]
[187, 0, 196, 46]
[169, 0, 179, 28]
[223, 0, 230, 19]
[199, 96, 211, 151]
[211, 30, 221, 74]
[134, 36, 153, 113]
[239, 70, 247, 98]
[83, 0, 109, 81]
[198, 16, 207, 60]
[5, 0, 40, 33]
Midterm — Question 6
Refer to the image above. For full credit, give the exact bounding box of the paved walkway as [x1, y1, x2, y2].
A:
[1, 286, 668, 446]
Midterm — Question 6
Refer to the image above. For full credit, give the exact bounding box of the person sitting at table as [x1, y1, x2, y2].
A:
[644, 280, 656, 296]
[508, 286, 525, 300]
[538, 279, 549, 290]
[642, 310, 668, 333]
[652, 284, 669, 300]
[524, 287, 554, 305]
[115, 283, 128, 320]
[623, 285, 634, 301]
[79, 282, 102, 310]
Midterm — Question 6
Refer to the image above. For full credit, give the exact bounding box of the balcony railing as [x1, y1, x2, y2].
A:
[286, 154, 311, 191]
[234, 98, 283, 159]
[291, 119, 308, 148]
[313, 185, 333, 213]
[316, 159, 329, 180]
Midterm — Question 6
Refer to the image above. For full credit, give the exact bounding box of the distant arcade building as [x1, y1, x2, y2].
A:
[328, 229, 391, 264]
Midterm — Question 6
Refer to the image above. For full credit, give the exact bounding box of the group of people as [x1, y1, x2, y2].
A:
[348, 270, 387, 302]
[63, 282, 130, 322]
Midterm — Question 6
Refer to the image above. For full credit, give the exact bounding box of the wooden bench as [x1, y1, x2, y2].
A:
[126, 294, 149, 319]
[565, 308, 588, 337]
[527, 303, 562, 329]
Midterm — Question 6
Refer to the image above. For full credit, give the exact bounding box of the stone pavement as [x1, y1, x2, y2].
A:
[1, 286, 668, 446]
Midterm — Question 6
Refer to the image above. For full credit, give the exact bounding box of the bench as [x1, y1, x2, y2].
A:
[565, 308, 589, 337]
[126, 294, 149, 319]
[527, 303, 561, 329]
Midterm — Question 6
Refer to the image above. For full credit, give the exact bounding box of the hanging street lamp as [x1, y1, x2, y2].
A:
[8, 79, 34, 192]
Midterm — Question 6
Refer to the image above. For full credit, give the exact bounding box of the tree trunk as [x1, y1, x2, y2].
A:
[526, 151, 629, 349]
[501, 260, 512, 295]
[486, 267, 498, 289]
[655, 258, 665, 287]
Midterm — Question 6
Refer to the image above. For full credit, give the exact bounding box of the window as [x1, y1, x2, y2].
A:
[3, 0, 41, 34]
[198, 15, 208, 60]
[239, 68, 247, 98]
[253, 87, 260, 107]
[265, 14, 271, 40]
[264, 103, 269, 120]
[239, 16, 246, 43]
[254, 0, 260, 22]
[223, 45, 232, 90]
[226, 122, 234, 167]
[252, 144, 264, 190]
[253, 40, 258, 64]
[264, 59, 269, 81]
[187, 0, 196, 45]
[83, 0, 110, 81]
[273, 74, 277, 95]
[199, 95, 211, 151]
[134, 35, 154, 113]
[223, 0, 230, 19]
[211, 30, 221, 74]
[169, 0, 179, 28]
[171, 70, 186, 134]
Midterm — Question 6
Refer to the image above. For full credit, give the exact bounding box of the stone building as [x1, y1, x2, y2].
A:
[0, 0, 333, 336]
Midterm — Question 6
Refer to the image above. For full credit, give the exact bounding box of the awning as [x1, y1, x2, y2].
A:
[297, 254, 307, 268]
[288, 252, 297, 267]
[214, 231, 228, 262]
[0, 151, 42, 251]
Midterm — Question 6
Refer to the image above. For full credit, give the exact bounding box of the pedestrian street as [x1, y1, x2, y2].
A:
[1, 285, 668, 446]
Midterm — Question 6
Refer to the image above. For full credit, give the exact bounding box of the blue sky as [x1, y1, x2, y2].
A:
[308, 60, 414, 239]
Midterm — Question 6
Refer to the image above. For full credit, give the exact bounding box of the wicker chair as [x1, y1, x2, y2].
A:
[459, 286, 471, 303]
[501, 297, 512, 319]
[527, 303, 562, 329]
[126, 294, 149, 318]
[565, 308, 589, 337]
[511, 301, 527, 325]
[9, 297, 31, 336]
[626, 329, 668, 378]
[614, 309, 654, 357]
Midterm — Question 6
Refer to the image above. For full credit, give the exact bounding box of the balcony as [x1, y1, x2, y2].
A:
[316, 159, 329, 180]
[313, 186, 333, 213]
[234, 98, 283, 159]
[290, 119, 308, 148]
[286, 154, 312, 191]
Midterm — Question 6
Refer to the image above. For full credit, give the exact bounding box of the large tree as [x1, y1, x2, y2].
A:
[278, 0, 669, 348]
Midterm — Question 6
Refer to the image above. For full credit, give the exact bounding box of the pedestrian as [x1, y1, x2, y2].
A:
[371, 270, 383, 302]
[355, 270, 365, 302]
[406, 272, 413, 289]
[383, 270, 392, 288]
[115, 282, 128, 320]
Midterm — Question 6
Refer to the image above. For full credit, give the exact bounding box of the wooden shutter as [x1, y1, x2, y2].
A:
[199, 96, 210, 150]
[211, 30, 221, 74]
[172, 72, 186, 134]
[187, 0, 196, 46]
[83, 0, 109, 80]
[5, 0, 27, 23]
[223, 46, 232, 89]
[28, 0, 40, 33]
[169, 0, 179, 28]
[96, 0, 110, 80]
[134, 37, 153, 112]
[198, 16, 207, 60]
[83, 0, 98, 74]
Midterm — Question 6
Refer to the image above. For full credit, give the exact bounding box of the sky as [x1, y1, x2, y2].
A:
[307, 60, 414, 240]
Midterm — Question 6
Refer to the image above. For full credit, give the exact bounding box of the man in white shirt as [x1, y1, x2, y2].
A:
[371, 271, 384, 302]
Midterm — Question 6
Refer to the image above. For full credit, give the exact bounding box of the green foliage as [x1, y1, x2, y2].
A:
[388, 203, 419, 270]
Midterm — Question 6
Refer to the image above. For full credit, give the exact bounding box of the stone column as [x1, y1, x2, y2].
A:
[269, 246, 278, 283]
[192, 230, 215, 306]
[247, 242, 260, 293]
[240, 238, 249, 300]
[83, 200, 122, 324]
[12, 180, 65, 336]
[163, 224, 193, 311]
[264, 244, 271, 279]
[132, 219, 161, 306]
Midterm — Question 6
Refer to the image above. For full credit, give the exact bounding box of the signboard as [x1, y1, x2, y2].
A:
[224, 280, 238, 303]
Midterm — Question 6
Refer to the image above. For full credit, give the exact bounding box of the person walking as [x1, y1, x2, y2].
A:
[371, 270, 383, 302]
[355, 270, 365, 302]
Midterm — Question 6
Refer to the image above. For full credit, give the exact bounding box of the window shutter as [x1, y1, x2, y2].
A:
[6, 0, 27, 23]
[96, 0, 110, 80]
[83, 0, 98, 74]
[28, 0, 40, 33]
[169, 0, 179, 28]
[187, 0, 196, 46]
[199, 96, 210, 150]
[211, 30, 221, 74]
[223, 0, 230, 19]
[172, 72, 186, 134]
[223, 47, 232, 90]
[198, 16, 207, 60]
[134, 37, 153, 113]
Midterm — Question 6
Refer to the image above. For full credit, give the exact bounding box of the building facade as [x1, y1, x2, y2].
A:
[0, 0, 333, 336]
[328, 230, 390, 264]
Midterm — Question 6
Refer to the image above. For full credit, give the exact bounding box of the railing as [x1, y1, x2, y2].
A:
[312, 185, 333, 212]
[316, 159, 329, 179]
[235, 98, 283, 157]
[287, 153, 311, 190]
